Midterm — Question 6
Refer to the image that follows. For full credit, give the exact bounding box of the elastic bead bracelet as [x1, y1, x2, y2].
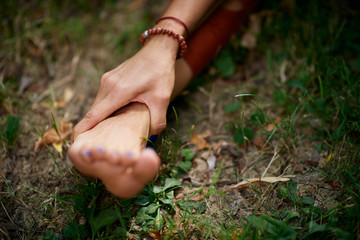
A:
[156, 16, 190, 38]
[139, 27, 188, 57]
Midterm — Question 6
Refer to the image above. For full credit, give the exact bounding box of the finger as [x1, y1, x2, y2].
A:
[73, 94, 130, 139]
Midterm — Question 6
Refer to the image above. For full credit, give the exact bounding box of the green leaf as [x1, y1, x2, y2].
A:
[63, 223, 88, 240]
[285, 211, 301, 222]
[214, 48, 236, 77]
[272, 89, 287, 105]
[224, 101, 241, 113]
[63, 224, 77, 239]
[286, 180, 298, 196]
[178, 160, 192, 172]
[277, 187, 290, 199]
[136, 207, 155, 225]
[4, 115, 20, 146]
[90, 208, 119, 234]
[43, 230, 59, 240]
[136, 194, 150, 206]
[181, 149, 194, 161]
[160, 198, 173, 207]
[153, 186, 163, 194]
[163, 178, 181, 192]
[146, 203, 160, 214]
[304, 221, 329, 237]
[250, 110, 265, 124]
[154, 209, 163, 231]
[165, 190, 174, 200]
[300, 196, 315, 205]
[233, 127, 253, 145]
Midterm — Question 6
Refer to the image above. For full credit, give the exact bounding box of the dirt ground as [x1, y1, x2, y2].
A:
[0, 1, 342, 238]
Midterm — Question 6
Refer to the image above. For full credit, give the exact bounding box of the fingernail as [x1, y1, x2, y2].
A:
[83, 150, 91, 156]
[149, 135, 158, 143]
[97, 147, 105, 154]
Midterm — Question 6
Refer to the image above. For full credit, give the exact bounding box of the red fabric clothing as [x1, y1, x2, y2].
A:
[184, 0, 257, 76]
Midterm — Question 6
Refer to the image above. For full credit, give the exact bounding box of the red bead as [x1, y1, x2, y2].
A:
[178, 36, 184, 43]
[173, 33, 179, 39]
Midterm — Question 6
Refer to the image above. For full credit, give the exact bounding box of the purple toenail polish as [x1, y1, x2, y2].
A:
[126, 151, 134, 158]
[83, 150, 91, 156]
[97, 147, 105, 153]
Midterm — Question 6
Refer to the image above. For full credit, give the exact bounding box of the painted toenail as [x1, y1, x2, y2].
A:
[97, 147, 105, 153]
[83, 150, 91, 156]
[126, 151, 134, 158]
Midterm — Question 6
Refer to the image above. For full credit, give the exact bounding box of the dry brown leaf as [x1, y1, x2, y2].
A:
[34, 121, 72, 151]
[265, 116, 282, 131]
[223, 177, 291, 192]
[197, 130, 213, 139]
[253, 138, 265, 148]
[41, 88, 75, 109]
[190, 132, 210, 150]
[148, 231, 161, 240]
[190, 188, 208, 201]
[231, 228, 244, 240]
[240, 14, 261, 49]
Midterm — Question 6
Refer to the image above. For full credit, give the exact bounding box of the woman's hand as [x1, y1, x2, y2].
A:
[73, 39, 178, 140]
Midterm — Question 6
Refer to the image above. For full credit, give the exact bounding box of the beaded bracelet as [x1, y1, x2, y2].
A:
[156, 16, 190, 38]
[139, 27, 188, 57]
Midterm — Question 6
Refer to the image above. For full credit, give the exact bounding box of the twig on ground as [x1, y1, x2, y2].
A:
[261, 146, 279, 178]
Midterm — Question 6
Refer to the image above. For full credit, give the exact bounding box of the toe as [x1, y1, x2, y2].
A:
[88, 146, 108, 161]
[80, 148, 94, 163]
[133, 148, 160, 183]
[108, 151, 137, 166]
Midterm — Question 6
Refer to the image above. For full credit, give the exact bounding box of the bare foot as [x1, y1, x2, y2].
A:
[68, 102, 160, 198]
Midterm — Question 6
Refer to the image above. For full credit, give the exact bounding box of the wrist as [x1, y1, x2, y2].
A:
[141, 20, 187, 60]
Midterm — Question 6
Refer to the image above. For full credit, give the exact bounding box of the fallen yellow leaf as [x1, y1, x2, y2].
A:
[190, 131, 210, 150]
[223, 177, 291, 192]
[326, 153, 334, 163]
[34, 121, 72, 151]
[52, 142, 63, 157]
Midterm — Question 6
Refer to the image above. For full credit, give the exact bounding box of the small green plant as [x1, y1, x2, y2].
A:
[135, 178, 181, 232]
[1, 115, 20, 149]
